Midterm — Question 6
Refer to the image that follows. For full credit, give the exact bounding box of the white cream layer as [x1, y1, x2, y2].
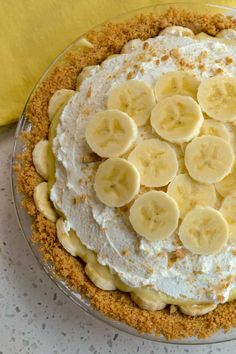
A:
[51, 34, 236, 303]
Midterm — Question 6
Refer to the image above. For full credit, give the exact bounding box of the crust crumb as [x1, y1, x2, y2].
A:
[225, 56, 233, 65]
[143, 42, 149, 50]
[168, 248, 187, 267]
[161, 54, 169, 62]
[217, 295, 225, 303]
[73, 194, 87, 205]
[127, 71, 135, 80]
[82, 152, 102, 163]
[121, 248, 129, 256]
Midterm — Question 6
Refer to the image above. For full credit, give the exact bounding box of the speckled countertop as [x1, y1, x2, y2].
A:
[0, 125, 235, 354]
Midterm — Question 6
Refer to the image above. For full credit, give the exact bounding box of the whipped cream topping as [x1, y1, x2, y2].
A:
[51, 34, 236, 303]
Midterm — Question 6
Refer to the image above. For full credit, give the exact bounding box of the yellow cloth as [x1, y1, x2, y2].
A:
[1, 0, 236, 126]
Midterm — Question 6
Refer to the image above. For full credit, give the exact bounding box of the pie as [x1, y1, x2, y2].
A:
[15, 7, 236, 339]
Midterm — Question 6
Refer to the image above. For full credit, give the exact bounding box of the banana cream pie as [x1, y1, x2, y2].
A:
[16, 8, 236, 339]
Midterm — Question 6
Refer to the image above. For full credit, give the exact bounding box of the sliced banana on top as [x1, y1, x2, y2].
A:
[128, 139, 178, 187]
[151, 95, 204, 143]
[85, 109, 138, 158]
[197, 76, 236, 122]
[129, 191, 179, 241]
[179, 206, 229, 255]
[185, 135, 234, 184]
[159, 26, 194, 37]
[33, 182, 57, 222]
[107, 80, 155, 127]
[167, 174, 216, 219]
[48, 89, 75, 120]
[200, 119, 230, 142]
[215, 163, 236, 197]
[179, 303, 217, 316]
[154, 71, 200, 101]
[216, 29, 236, 40]
[32, 140, 49, 180]
[94, 158, 140, 207]
[131, 288, 166, 311]
[220, 192, 236, 242]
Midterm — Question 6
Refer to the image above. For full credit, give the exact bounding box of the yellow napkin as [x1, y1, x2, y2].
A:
[1, 0, 236, 126]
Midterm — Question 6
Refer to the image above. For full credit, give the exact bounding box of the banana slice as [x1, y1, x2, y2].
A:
[154, 71, 200, 101]
[121, 39, 143, 53]
[151, 95, 204, 143]
[179, 206, 228, 255]
[216, 29, 236, 40]
[128, 139, 178, 187]
[47, 88, 77, 191]
[56, 218, 85, 257]
[131, 288, 166, 311]
[48, 89, 75, 121]
[57, 219, 116, 290]
[107, 80, 155, 126]
[197, 77, 236, 122]
[85, 109, 138, 158]
[194, 32, 213, 40]
[167, 174, 216, 219]
[33, 182, 57, 222]
[94, 158, 140, 207]
[129, 191, 179, 241]
[215, 163, 236, 197]
[113, 275, 133, 292]
[220, 192, 236, 242]
[185, 135, 234, 184]
[76, 65, 100, 90]
[159, 26, 194, 37]
[159, 291, 197, 306]
[200, 119, 230, 141]
[57, 219, 97, 262]
[179, 303, 217, 316]
[32, 140, 49, 180]
[85, 261, 116, 291]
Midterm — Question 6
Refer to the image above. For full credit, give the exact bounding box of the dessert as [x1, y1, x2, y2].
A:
[15, 7, 236, 339]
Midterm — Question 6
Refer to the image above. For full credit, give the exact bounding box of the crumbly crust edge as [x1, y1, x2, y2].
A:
[14, 7, 236, 340]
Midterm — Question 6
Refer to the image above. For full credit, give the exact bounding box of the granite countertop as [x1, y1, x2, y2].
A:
[0, 125, 235, 354]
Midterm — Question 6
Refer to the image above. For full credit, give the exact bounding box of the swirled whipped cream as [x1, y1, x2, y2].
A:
[51, 34, 236, 303]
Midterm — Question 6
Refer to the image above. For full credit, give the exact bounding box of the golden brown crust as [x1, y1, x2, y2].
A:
[15, 7, 236, 340]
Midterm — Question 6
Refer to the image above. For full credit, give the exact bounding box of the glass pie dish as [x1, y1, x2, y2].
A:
[12, 2, 236, 344]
